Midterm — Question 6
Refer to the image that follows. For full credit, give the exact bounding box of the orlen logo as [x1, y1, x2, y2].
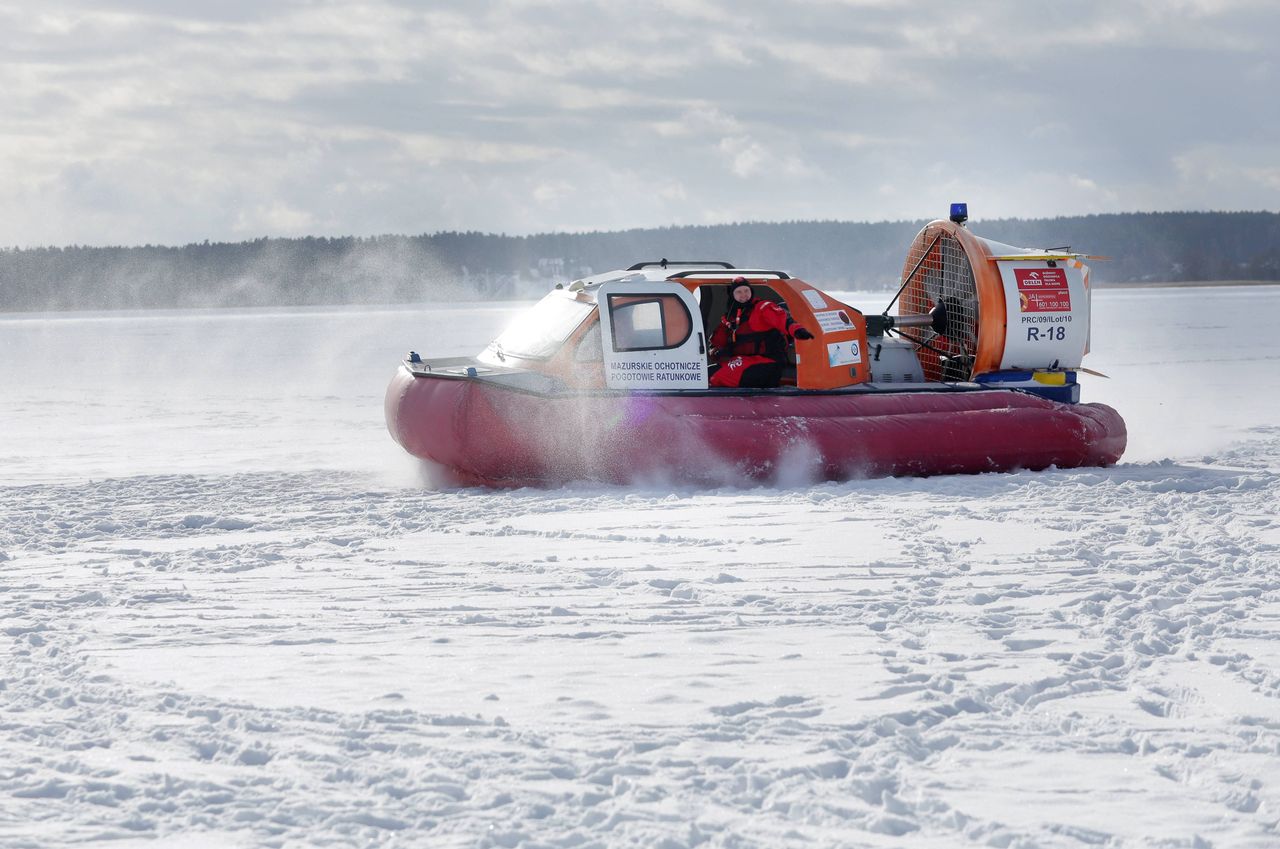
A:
[1014, 267, 1067, 290]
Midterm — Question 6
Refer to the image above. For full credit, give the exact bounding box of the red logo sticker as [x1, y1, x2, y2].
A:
[1015, 268, 1071, 312]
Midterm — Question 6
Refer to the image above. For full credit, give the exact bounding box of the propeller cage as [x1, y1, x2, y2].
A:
[896, 221, 1009, 381]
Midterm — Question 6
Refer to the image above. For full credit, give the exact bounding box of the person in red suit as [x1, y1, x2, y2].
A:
[710, 277, 814, 388]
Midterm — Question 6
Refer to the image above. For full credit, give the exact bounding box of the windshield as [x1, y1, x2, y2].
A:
[485, 291, 595, 360]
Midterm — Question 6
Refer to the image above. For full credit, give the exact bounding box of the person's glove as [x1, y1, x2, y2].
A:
[793, 327, 815, 340]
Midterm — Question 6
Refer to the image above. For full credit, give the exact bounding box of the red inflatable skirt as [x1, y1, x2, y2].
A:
[385, 367, 1127, 487]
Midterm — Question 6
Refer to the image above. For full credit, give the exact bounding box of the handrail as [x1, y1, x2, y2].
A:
[666, 269, 792, 280]
[626, 259, 735, 270]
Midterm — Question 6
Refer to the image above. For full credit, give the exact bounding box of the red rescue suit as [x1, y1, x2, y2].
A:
[710, 297, 805, 388]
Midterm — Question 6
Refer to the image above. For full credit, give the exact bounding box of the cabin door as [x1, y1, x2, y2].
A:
[597, 281, 709, 390]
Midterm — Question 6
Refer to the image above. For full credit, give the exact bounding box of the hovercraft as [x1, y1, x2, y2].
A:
[385, 206, 1126, 486]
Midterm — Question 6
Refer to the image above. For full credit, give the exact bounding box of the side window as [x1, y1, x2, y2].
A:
[574, 322, 602, 361]
[607, 294, 692, 352]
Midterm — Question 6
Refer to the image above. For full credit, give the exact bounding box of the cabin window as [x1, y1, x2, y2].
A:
[574, 322, 602, 361]
[607, 294, 693, 352]
[491, 291, 595, 359]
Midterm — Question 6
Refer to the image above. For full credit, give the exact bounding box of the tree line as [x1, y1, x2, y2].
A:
[2, 211, 1277, 312]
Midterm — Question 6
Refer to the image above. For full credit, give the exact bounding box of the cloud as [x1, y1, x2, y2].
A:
[234, 201, 315, 236]
[0, 0, 1277, 246]
[1172, 145, 1280, 205]
[717, 136, 817, 180]
[654, 106, 743, 138]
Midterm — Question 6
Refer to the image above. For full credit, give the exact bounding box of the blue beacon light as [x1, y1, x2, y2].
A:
[949, 202, 968, 225]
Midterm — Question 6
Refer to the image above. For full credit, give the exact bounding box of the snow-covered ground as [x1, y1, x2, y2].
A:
[2, 286, 1278, 848]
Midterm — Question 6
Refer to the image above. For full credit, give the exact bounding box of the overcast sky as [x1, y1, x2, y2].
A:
[2, 0, 1277, 247]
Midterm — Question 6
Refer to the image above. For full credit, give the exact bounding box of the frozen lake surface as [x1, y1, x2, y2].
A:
[2, 286, 1278, 848]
